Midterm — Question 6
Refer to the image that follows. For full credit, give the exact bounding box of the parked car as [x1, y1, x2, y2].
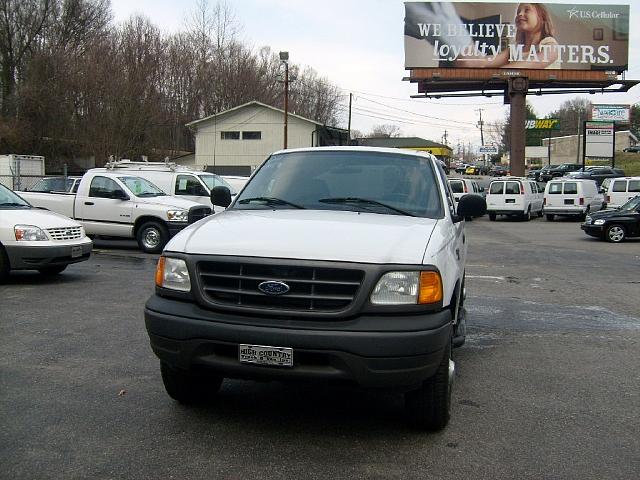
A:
[622, 145, 640, 153]
[566, 167, 625, 186]
[144, 146, 487, 431]
[536, 164, 559, 182]
[526, 168, 541, 180]
[221, 175, 250, 193]
[28, 176, 82, 194]
[604, 177, 640, 208]
[540, 163, 582, 182]
[104, 160, 238, 212]
[581, 196, 640, 243]
[486, 177, 543, 221]
[455, 163, 471, 174]
[18, 169, 211, 253]
[465, 164, 489, 175]
[490, 165, 510, 177]
[0, 184, 92, 280]
[543, 178, 604, 221]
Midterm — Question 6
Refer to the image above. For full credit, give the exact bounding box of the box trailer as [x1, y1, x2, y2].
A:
[0, 154, 45, 190]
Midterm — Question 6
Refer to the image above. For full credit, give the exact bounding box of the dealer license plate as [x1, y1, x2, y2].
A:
[239, 344, 293, 367]
[71, 246, 82, 258]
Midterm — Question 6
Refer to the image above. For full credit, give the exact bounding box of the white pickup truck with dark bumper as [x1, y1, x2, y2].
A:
[144, 147, 486, 430]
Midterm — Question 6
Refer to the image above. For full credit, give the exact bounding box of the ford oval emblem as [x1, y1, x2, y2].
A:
[258, 280, 290, 296]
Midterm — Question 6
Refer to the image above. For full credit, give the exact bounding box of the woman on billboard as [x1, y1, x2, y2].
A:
[455, 3, 560, 69]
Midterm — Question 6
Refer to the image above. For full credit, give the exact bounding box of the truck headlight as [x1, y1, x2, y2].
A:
[594, 219, 605, 225]
[14, 225, 48, 241]
[155, 257, 191, 292]
[371, 271, 443, 305]
[167, 210, 189, 222]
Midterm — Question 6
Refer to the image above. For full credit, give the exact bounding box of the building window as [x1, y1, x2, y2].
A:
[242, 131, 262, 140]
[221, 131, 240, 140]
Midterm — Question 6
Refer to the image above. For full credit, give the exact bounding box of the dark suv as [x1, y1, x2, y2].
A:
[541, 163, 582, 182]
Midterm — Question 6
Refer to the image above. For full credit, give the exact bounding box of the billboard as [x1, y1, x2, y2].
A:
[591, 104, 630, 122]
[404, 2, 629, 71]
[479, 145, 499, 154]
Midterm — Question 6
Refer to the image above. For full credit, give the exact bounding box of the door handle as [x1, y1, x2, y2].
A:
[84, 202, 94, 205]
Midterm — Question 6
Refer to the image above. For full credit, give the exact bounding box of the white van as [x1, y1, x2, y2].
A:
[543, 178, 604, 221]
[104, 160, 237, 212]
[605, 177, 640, 208]
[486, 177, 543, 221]
[447, 178, 484, 203]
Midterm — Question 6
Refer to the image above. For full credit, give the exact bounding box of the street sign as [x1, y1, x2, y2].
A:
[592, 104, 630, 122]
[585, 121, 614, 158]
[479, 145, 499, 154]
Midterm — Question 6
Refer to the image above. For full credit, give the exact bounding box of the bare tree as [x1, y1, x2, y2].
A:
[367, 124, 402, 138]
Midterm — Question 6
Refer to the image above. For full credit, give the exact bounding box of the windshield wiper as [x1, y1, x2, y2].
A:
[137, 192, 165, 197]
[0, 202, 29, 207]
[238, 197, 305, 209]
[318, 197, 415, 217]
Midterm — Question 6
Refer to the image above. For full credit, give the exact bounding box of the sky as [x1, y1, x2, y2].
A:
[110, 0, 640, 153]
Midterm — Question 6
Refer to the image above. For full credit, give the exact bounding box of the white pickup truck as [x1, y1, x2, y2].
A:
[145, 146, 486, 431]
[18, 169, 211, 253]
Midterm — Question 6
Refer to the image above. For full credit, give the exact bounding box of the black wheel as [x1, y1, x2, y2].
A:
[605, 224, 626, 243]
[546, 214, 555, 221]
[160, 362, 223, 405]
[37, 265, 67, 276]
[488, 212, 497, 221]
[0, 246, 9, 282]
[522, 207, 531, 221]
[405, 337, 453, 431]
[136, 221, 168, 254]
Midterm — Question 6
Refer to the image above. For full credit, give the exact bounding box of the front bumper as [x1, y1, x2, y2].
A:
[581, 223, 604, 236]
[5, 239, 93, 269]
[144, 295, 452, 389]
[544, 207, 585, 216]
[167, 222, 189, 237]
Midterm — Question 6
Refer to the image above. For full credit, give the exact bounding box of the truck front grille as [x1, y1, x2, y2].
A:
[188, 206, 212, 224]
[46, 227, 83, 241]
[197, 260, 364, 313]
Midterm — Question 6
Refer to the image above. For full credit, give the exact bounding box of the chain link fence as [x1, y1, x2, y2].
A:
[1, 174, 49, 191]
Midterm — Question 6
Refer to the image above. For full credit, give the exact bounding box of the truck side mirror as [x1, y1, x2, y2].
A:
[456, 194, 487, 220]
[112, 189, 129, 201]
[211, 186, 231, 208]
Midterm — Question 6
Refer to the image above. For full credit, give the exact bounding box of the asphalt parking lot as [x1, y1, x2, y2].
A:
[1, 217, 639, 480]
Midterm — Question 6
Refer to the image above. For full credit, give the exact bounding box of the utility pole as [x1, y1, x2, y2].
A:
[442, 130, 448, 145]
[279, 51, 289, 149]
[347, 93, 352, 143]
[476, 108, 486, 165]
[476, 108, 485, 145]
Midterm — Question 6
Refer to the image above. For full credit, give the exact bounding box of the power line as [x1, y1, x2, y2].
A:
[357, 96, 478, 126]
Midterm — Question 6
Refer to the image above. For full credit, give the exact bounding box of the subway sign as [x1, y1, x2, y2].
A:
[525, 119, 560, 130]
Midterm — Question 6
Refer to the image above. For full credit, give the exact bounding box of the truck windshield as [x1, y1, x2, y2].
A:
[117, 176, 166, 197]
[234, 151, 444, 218]
[0, 184, 31, 208]
[198, 174, 237, 195]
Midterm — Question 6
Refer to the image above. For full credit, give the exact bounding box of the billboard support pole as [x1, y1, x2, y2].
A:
[582, 120, 587, 172]
[612, 123, 616, 168]
[508, 77, 528, 177]
[547, 127, 552, 166]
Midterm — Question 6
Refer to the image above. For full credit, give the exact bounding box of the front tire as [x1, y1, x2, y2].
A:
[160, 362, 223, 404]
[136, 221, 168, 254]
[605, 224, 626, 243]
[405, 338, 453, 431]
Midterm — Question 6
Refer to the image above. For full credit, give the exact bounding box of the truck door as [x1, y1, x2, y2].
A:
[76, 175, 134, 237]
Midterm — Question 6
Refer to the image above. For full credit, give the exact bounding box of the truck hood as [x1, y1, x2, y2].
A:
[166, 210, 438, 264]
[135, 195, 208, 210]
[1, 207, 81, 228]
